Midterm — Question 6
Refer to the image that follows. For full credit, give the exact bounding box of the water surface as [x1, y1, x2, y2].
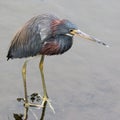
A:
[0, 0, 120, 120]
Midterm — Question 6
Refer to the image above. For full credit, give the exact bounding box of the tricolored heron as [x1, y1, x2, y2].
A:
[7, 14, 108, 111]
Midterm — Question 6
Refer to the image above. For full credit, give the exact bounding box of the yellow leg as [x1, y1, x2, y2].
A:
[39, 55, 48, 99]
[22, 60, 42, 107]
[22, 61, 29, 120]
[21, 57, 54, 115]
[39, 55, 55, 113]
[22, 61, 28, 104]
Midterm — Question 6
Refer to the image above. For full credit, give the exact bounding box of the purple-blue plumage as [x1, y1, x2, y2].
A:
[7, 14, 77, 60]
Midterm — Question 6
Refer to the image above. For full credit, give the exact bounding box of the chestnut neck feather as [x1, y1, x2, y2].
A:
[40, 35, 73, 55]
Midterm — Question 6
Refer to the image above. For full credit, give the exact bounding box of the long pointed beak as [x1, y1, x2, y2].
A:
[71, 29, 109, 47]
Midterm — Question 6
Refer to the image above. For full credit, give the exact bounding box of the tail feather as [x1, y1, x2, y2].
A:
[7, 49, 13, 60]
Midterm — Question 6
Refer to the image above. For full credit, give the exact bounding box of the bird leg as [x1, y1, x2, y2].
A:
[22, 60, 29, 120]
[39, 55, 55, 113]
[39, 55, 48, 98]
[22, 61, 28, 105]
[22, 60, 42, 119]
[21, 57, 54, 115]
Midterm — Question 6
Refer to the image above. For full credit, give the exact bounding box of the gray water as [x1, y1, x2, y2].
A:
[0, 0, 120, 120]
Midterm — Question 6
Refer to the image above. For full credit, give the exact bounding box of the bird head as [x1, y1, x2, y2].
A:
[53, 19, 109, 47]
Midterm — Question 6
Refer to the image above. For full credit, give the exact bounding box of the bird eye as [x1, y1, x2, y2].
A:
[69, 29, 73, 32]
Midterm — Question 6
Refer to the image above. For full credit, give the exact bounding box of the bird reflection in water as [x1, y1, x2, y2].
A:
[13, 93, 47, 120]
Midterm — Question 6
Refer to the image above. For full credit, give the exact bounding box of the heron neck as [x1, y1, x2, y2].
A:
[56, 35, 73, 54]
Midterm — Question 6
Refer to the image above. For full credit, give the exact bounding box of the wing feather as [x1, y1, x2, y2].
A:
[7, 14, 59, 59]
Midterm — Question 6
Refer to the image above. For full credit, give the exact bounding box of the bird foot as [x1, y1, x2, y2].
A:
[28, 92, 55, 113]
[29, 93, 55, 113]
[41, 96, 55, 113]
[17, 93, 55, 113]
[17, 97, 43, 108]
[25, 102, 43, 108]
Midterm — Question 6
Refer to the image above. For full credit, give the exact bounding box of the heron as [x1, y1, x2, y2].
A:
[7, 14, 108, 111]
